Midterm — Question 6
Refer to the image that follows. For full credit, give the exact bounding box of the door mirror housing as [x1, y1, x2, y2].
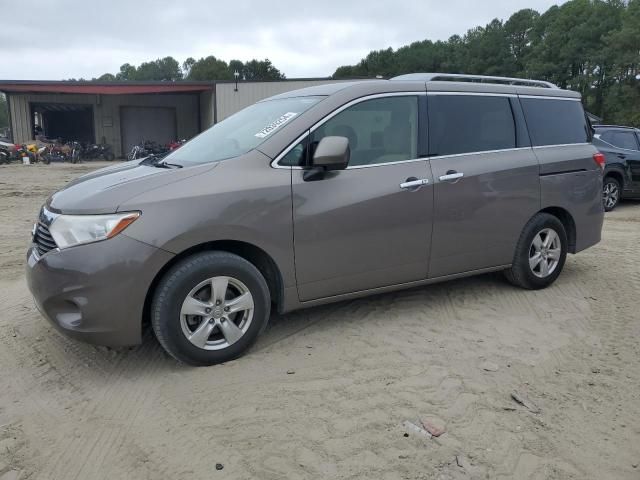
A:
[312, 136, 350, 171]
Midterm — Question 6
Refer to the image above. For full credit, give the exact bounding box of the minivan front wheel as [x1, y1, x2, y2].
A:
[504, 213, 567, 290]
[151, 251, 270, 366]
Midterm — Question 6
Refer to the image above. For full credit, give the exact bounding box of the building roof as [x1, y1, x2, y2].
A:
[0, 80, 214, 95]
[0, 77, 354, 96]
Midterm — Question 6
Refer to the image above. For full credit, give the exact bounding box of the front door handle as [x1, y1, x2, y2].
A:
[400, 178, 429, 190]
[439, 171, 464, 182]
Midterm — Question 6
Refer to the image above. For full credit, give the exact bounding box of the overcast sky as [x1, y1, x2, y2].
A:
[0, 0, 564, 81]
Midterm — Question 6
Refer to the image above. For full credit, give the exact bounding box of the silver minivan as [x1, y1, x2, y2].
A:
[27, 73, 605, 365]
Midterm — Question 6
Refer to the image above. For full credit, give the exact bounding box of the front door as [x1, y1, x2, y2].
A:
[291, 95, 434, 302]
[426, 93, 540, 278]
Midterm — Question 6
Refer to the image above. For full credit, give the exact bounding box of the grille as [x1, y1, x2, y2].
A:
[33, 223, 57, 255]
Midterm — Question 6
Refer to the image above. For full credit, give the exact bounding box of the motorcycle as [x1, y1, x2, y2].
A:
[0, 141, 23, 164]
[69, 141, 81, 163]
[42, 143, 70, 164]
[82, 143, 115, 161]
[167, 139, 186, 150]
[0, 145, 10, 164]
[127, 144, 148, 161]
[127, 140, 168, 161]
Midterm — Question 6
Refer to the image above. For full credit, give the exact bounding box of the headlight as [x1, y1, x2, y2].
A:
[49, 212, 140, 249]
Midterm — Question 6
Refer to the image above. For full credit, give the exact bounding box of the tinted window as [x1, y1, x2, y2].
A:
[428, 95, 516, 156]
[600, 130, 639, 151]
[165, 96, 322, 166]
[312, 96, 418, 167]
[521, 98, 589, 147]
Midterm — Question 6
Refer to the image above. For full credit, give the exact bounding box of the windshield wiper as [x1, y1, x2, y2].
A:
[156, 161, 183, 169]
[140, 154, 182, 168]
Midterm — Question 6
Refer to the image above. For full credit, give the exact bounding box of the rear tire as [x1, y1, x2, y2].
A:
[603, 176, 621, 212]
[151, 251, 271, 366]
[503, 213, 567, 290]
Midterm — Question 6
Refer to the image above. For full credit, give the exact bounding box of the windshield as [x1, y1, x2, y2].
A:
[165, 96, 323, 165]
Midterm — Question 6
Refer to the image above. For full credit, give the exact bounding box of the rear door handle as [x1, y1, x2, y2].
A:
[616, 154, 626, 160]
[400, 178, 429, 190]
[439, 171, 464, 182]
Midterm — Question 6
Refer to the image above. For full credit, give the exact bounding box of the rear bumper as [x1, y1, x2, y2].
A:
[26, 234, 173, 347]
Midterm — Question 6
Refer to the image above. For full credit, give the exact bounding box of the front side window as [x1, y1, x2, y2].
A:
[311, 96, 418, 167]
[165, 96, 323, 166]
[600, 130, 639, 151]
[428, 95, 516, 156]
[520, 98, 589, 147]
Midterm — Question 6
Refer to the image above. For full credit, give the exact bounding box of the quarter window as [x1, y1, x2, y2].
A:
[520, 98, 589, 147]
[311, 96, 418, 167]
[279, 137, 308, 166]
[600, 130, 639, 151]
[428, 95, 516, 156]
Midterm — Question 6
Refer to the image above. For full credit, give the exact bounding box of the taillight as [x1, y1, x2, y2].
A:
[593, 152, 605, 170]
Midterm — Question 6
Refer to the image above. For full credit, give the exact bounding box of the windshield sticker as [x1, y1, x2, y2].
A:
[254, 112, 297, 138]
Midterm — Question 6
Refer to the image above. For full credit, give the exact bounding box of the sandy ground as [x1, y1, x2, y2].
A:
[0, 162, 639, 480]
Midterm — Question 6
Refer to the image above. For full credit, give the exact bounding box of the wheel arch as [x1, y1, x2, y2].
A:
[538, 206, 577, 253]
[604, 169, 624, 190]
[143, 240, 284, 328]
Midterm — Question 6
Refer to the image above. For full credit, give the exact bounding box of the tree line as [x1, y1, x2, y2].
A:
[84, 57, 285, 83]
[333, 0, 640, 126]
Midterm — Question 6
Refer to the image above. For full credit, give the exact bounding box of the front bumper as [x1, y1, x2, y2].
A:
[26, 234, 174, 347]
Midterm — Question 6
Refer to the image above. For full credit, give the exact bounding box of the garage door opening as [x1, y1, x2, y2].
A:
[31, 103, 95, 143]
[120, 106, 177, 158]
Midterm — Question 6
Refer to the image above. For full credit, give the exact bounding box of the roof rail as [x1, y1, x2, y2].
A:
[593, 124, 638, 130]
[391, 73, 559, 89]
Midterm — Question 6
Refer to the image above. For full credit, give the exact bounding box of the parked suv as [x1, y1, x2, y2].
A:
[592, 125, 640, 211]
[26, 73, 604, 366]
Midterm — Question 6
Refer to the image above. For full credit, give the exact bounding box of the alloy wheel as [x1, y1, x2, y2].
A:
[529, 228, 561, 278]
[603, 181, 619, 210]
[180, 276, 254, 350]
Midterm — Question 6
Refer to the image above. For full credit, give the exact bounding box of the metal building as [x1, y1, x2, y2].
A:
[0, 78, 347, 157]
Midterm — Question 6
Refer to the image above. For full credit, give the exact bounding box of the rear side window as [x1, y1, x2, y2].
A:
[520, 98, 589, 147]
[600, 130, 639, 151]
[428, 95, 516, 156]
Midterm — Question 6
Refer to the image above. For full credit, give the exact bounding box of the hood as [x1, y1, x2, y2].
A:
[47, 160, 219, 214]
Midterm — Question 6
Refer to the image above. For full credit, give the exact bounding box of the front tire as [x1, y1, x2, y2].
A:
[151, 251, 271, 366]
[603, 176, 621, 212]
[504, 213, 568, 290]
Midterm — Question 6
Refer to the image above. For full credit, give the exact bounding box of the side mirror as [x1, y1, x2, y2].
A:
[312, 136, 350, 171]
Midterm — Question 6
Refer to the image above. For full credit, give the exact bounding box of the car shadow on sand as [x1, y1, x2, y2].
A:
[59, 271, 519, 373]
[34, 256, 594, 377]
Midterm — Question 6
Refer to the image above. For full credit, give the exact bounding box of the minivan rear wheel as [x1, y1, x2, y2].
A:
[151, 251, 270, 366]
[503, 213, 568, 290]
